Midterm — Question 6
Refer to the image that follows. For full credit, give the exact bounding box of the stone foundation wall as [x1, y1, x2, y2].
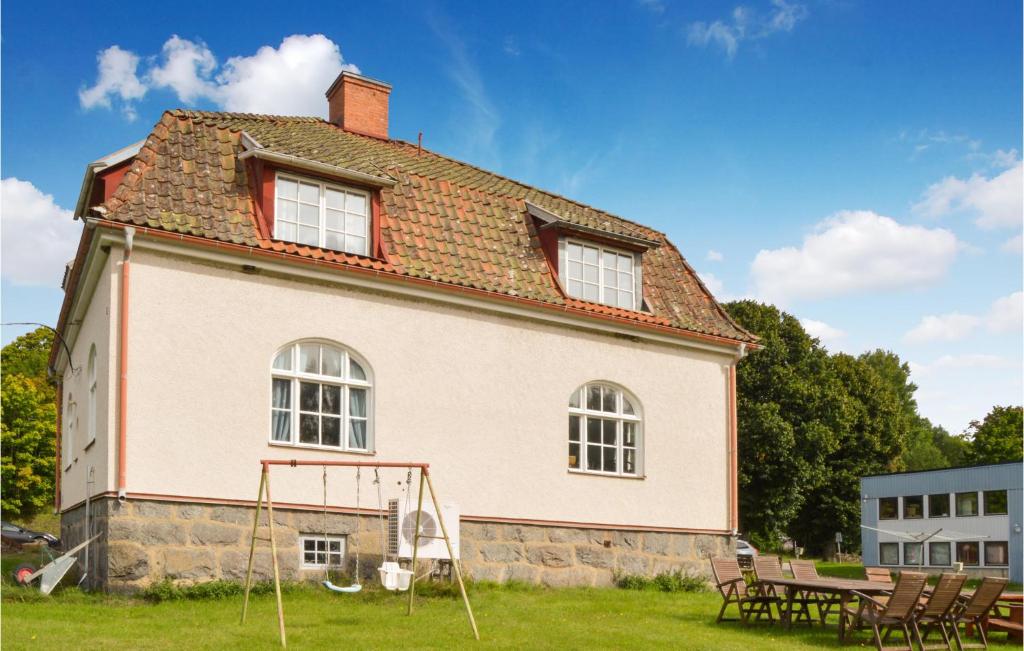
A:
[61, 498, 733, 591]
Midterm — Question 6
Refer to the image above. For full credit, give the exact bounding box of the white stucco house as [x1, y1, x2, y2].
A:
[52, 71, 758, 590]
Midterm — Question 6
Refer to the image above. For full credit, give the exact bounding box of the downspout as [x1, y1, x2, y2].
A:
[116, 227, 135, 502]
[55, 379, 63, 513]
[728, 343, 747, 535]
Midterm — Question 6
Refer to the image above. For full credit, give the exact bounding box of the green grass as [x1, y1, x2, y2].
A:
[2, 577, 1019, 650]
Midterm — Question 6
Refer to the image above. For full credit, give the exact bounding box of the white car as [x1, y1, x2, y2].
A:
[735, 539, 758, 557]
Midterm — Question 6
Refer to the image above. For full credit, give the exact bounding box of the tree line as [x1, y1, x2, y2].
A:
[725, 301, 1023, 555]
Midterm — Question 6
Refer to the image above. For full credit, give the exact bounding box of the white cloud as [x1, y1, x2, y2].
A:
[216, 35, 358, 116]
[986, 291, 1023, 334]
[1, 178, 80, 286]
[698, 271, 725, 296]
[902, 291, 1022, 343]
[909, 354, 1014, 378]
[80, 34, 359, 119]
[913, 161, 1023, 229]
[800, 318, 845, 342]
[687, 0, 807, 59]
[751, 210, 959, 303]
[903, 313, 981, 343]
[706, 249, 724, 262]
[147, 35, 218, 103]
[78, 45, 147, 120]
[1001, 233, 1022, 254]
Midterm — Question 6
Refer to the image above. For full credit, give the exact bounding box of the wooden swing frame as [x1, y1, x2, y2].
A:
[240, 459, 479, 647]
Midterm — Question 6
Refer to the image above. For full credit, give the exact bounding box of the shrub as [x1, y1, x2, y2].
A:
[615, 570, 707, 593]
[141, 579, 291, 603]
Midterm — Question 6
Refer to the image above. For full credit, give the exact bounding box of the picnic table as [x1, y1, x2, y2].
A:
[965, 591, 1023, 643]
[761, 577, 894, 641]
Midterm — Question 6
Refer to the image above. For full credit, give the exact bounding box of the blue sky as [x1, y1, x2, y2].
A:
[2, 0, 1021, 434]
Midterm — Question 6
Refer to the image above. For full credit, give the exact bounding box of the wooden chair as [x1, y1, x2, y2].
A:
[840, 571, 928, 650]
[710, 557, 780, 625]
[913, 572, 968, 651]
[752, 555, 812, 625]
[790, 559, 842, 624]
[950, 576, 1009, 650]
[865, 567, 893, 583]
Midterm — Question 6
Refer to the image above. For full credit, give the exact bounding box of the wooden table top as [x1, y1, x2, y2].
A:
[763, 577, 894, 592]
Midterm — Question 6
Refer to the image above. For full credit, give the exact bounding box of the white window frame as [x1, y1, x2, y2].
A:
[567, 383, 643, 478]
[86, 344, 97, 447]
[274, 172, 371, 256]
[299, 534, 346, 569]
[270, 341, 374, 453]
[562, 239, 640, 310]
[64, 396, 76, 471]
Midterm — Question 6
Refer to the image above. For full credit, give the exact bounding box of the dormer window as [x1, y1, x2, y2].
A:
[275, 173, 369, 256]
[564, 240, 638, 309]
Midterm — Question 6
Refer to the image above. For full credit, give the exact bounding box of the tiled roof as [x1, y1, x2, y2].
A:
[99, 110, 756, 344]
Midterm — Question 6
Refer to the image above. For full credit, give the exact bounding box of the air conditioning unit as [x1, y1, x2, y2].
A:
[388, 498, 460, 560]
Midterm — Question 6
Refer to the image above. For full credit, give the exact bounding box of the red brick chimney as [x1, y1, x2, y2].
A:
[325, 71, 391, 139]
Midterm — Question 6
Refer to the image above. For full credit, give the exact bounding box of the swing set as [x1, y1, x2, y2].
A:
[240, 459, 479, 647]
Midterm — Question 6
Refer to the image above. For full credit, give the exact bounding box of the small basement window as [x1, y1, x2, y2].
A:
[275, 173, 370, 256]
[300, 535, 346, 569]
[563, 240, 639, 310]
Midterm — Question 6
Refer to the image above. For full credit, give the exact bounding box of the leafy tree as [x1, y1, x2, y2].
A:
[1, 327, 58, 520]
[1, 373, 56, 519]
[963, 406, 1023, 465]
[1, 327, 55, 393]
[932, 427, 970, 466]
[726, 301, 835, 549]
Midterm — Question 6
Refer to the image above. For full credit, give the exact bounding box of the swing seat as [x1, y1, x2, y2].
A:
[378, 562, 413, 591]
[322, 580, 363, 593]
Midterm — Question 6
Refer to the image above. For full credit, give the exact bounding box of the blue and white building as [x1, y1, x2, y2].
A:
[861, 462, 1022, 583]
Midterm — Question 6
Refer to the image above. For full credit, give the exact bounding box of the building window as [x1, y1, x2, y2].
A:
[984, 542, 1008, 566]
[879, 497, 899, 520]
[903, 495, 924, 519]
[879, 543, 899, 566]
[271, 341, 372, 452]
[564, 241, 637, 309]
[956, 542, 979, 566]
[903, 542, 923, 566]
[300, 535, 345, 568]
[63, 396, 76, 470]
[568, 383, 641, 477]
[86, 345, 97, 447]
[955, 492, 978, 517]
[983, 490, 1008, 515]
[928, 493, 950, 518]
[929, 541, 951, 566]
[275, 174, 369, 256]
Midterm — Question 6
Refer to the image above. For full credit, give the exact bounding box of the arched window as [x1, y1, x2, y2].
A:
[87, 345, 97, 446]
[271, 341, 372, 451]
[568, 383, 642, 477]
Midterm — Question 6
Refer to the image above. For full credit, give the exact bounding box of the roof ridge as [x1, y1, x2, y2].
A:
[316, 121, 669, 241]
[170, 109, 325, 124]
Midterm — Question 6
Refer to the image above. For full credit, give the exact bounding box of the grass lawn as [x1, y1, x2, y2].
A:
[2, 569, 1020, 651]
